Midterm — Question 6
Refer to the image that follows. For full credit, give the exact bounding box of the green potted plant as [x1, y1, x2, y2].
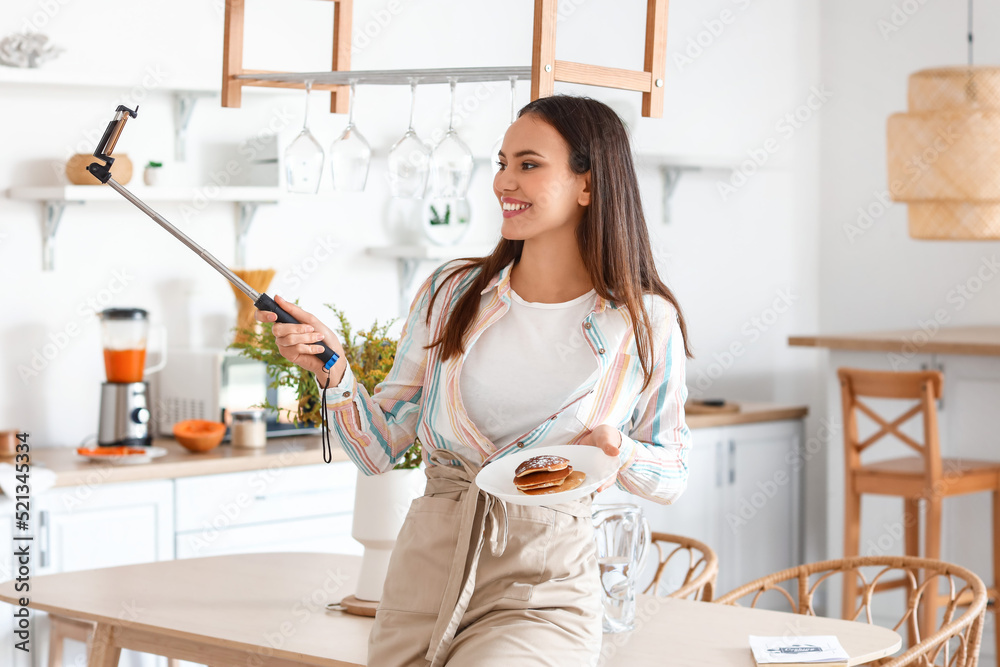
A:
[231, 305, 426, 603]
[143, 160, 163, 186]
[229, 304, 422, 470]
[422, 196, 471, 246]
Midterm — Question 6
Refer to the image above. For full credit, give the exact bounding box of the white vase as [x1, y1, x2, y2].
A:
[351, 466, 426, 602]
[422, 196, 471, 246]
[143, 166, 162, 186]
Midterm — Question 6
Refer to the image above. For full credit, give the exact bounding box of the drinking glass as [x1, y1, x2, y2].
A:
[284, 81, 324, 194]
[387, 79, 431, 198]
[490, 76, 519, 176]
[430, 78, 474, 198]
[592, 503, 651, 633]
[329, 80, 371, 192]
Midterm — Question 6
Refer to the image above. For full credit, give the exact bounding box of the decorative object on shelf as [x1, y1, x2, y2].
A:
[422, 198, 471, 246]
[143, 161, 163, 186]
[387, 80, 431, 199]
[329, 80, 371, 192]
[284, 81, 325, 194]
[0, 32, 62, 68]
[229, 269, 276, 345]
[886, 0, 1000, 239]
[66, 153, 132, 185]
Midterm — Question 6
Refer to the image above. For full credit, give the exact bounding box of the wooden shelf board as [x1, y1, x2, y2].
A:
[788, 325, 1000, 357]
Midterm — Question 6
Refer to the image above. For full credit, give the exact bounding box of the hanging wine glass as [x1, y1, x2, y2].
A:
[490, 76, 518, 176]
[284, 81, 324, 194]
[329, 80, 371, 192]
[430, 78, 474, 198]
[424, 78, 474, 246]
[387, 79, 431, 198]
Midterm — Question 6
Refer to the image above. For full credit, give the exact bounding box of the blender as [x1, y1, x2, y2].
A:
[97, 308, 166, 447]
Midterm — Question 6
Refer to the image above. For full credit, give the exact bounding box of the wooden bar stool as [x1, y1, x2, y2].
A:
[838, 367, 1000, 655]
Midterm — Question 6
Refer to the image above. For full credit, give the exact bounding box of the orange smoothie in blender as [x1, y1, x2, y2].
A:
[103, 348, 147, 383]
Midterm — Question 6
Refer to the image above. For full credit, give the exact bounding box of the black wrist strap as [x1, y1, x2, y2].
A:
[320, 373, 332, 464]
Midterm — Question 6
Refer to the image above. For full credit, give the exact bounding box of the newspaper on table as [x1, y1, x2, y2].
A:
[749, 635, 850, 665]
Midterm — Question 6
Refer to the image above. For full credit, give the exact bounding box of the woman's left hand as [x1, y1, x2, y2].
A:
[578, 425, 622, 492]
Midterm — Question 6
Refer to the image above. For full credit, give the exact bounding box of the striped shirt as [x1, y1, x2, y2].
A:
[324, 258, 692, 505]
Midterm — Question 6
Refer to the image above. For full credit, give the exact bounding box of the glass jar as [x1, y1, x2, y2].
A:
[231, 410, 266, 448]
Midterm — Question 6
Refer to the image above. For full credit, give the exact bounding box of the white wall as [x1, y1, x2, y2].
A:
[820, 0, 1000, 333]
[0, 0, 825, 554]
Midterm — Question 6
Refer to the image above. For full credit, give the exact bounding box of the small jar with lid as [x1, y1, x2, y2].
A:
[230, 410, 267, 448]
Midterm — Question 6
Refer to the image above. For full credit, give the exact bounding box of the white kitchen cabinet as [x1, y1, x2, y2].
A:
[32, 479, 174, 667]
[172, 461, 360, 667]
[35, 480, 174, 575]
[596, 419, 804, 604]
[173, 461, 359, 559]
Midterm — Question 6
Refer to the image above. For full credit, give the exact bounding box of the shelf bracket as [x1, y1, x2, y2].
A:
[42, 200, 68, 271]
[659, 166, 685, 225]
[395, 258, 420, 319]
[234, 202, 260, 268]
[173, 92, 201, 162]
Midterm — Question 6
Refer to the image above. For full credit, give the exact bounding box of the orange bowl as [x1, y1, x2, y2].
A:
[173, 419, 226, 453]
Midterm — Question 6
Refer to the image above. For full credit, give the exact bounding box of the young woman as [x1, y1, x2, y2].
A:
[257, 95, 693, 666]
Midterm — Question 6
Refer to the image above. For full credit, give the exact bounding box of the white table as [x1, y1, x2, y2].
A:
[0, 552, 902, 666]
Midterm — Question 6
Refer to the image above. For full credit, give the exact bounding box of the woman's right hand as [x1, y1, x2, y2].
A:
[254, 295, 348, 386]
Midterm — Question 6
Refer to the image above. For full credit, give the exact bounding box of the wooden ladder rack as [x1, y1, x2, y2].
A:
[221, 0, 670, 117]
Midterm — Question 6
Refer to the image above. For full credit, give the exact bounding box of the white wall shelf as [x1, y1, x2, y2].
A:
[7, 185, 281, 271]
[366, 244, 494, 317]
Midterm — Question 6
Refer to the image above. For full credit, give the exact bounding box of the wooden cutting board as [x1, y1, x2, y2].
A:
[685, 400, 740, 415]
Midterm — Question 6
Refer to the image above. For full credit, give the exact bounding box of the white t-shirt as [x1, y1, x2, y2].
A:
[459, 286, 598, 447]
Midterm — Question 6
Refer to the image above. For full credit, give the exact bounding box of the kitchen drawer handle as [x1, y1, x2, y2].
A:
[39, 510, 49, 569]
[715, 441, 723, 488]
[728, 440, 736, 485]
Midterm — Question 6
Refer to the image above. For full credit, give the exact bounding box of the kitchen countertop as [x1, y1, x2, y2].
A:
[789, 324, 1000, 356]
[16, 401, 807, 490]
[24, 435, 349, 489]
[684, 401, 808, 429]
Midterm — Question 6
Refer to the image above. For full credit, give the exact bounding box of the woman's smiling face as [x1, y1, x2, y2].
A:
[493, 113, 591, 242]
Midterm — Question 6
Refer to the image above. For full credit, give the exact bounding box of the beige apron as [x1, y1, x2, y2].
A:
[367, 447, 604, 667]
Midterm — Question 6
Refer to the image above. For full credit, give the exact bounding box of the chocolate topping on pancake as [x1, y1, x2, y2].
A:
[514, 454, 570, 478]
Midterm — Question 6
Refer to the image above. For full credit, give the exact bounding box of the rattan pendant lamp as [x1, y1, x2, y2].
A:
[887, 1, 1000, 239]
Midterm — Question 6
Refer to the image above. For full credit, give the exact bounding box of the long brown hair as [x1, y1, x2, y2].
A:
[425, 95, 693, 391]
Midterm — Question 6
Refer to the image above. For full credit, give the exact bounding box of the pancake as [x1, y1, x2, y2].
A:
[519, 470, 587, 496]
[514, 454, 570, 478]
[513, 466, 573, 489]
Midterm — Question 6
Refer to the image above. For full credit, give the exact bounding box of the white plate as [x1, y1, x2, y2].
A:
[77, 446, 168, 464]
[475, 445, 618, 506]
